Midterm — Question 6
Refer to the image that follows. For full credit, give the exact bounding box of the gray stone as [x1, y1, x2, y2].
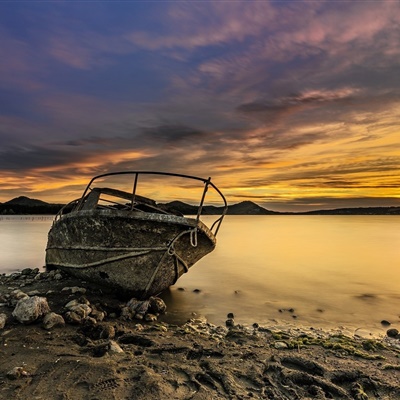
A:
[6, 366, 30, 380]
[90, 309, 105, 322]
[274, 341, 289, 349]
[61, 286, 87, 294]
[144, 313, 158, 322]
[69, 304, 92, 318]
[12, 296, 51, 324]
[43, 312, 65, 330]
[0, 313, 7, 329]
[149, 297, 167, 314]
[65, 299, 80, 309]
[386, 328, 399, 338]
[64, 311, 82, 324]
[9, 290, 28, 306]
[21, 268, 33, 275]
[109, 340, 124, 354]
[27, 290, 41, 296]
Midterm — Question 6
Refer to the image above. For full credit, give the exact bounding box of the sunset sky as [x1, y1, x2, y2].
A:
[1, 1, 399, 211]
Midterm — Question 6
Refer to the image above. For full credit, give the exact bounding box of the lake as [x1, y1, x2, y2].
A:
[1, 215, 399, 335]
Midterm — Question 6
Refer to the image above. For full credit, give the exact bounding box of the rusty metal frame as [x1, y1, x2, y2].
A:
[71, 171, 227, 236]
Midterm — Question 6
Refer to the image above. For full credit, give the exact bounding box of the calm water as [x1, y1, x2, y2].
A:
[1, 215, 399, 334]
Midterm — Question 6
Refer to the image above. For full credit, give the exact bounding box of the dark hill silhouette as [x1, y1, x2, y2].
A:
[226, 201, 278, 215]
[1, 196, 399, 215]
[5, 196, 48, 207]
[0, 196, 64, 215]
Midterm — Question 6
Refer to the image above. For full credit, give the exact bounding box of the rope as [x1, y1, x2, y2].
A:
[143, 227, 197, 295]
[47, 249, 163, 269]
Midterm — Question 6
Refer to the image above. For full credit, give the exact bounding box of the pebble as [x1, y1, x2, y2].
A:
[225, 318, 235, 327]
[0, 313, 7, 329]
[381, 320, 391, 327]
[145, 313, 157, 322]
[9, 289, 29, 306]
[274, 341, 289, 349]
[149, 296, 167, 314]
[109, 340, 124, 354]
[386, 328, 399, 338]
[69, 304, 92, 319]
[90, 309, 105, 322]
[43, 312, 65, 330]
[64, 299, 80, 309]
[64, 311, 82, 325]
[26, 290, 41, 296]
[61, 286, 87, 295]
[6, 366, 30, 380]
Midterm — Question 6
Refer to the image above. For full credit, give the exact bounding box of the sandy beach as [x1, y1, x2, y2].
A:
[1, 269, 399, 400]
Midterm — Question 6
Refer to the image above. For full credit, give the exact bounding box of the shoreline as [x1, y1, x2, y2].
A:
[1, 269, 400, 399]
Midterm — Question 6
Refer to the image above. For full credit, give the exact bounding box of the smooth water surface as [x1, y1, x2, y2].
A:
[0, 216, 53, 273]
[1, 215, 399, 333]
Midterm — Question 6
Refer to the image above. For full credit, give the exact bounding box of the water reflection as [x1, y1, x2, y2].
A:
[1, 215, 399, 332]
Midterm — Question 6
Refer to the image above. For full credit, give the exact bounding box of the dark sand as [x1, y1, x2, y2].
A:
[1, 269, 399, 399]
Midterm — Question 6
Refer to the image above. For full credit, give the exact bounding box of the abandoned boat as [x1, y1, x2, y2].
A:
[46, 171, 227, 298]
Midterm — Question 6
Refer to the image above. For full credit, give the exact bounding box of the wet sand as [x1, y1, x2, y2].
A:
[1, 269, 399, 399]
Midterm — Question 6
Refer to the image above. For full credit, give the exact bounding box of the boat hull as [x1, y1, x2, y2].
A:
[46, 210, 216, 298]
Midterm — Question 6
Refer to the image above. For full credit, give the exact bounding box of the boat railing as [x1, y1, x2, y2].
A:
[61, 171, 228, 236]
[53, 199, 80, 223]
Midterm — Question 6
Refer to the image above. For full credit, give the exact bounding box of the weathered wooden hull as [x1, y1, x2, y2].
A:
[46, 210, 216, 298]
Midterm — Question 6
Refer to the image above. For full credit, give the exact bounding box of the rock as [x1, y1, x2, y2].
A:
[97, 324, 115, 339]
[64, 299, 80, 309]
[43, 312, 65, 330]
[6, 366, 30, 380]
[69, 304, 92, 319]
[90, 309, 105, 322]
[226, 318, 235, 327]
[9, 289, 28, 306]
[0, 313, 7, 329]
[120, 306, 133, 320]
[386, 328, 399, 338]
[21, 268, 33, 276]
[127, 299, 150, 315]
[227, 312, 234, 319]
[381, 320, 391, 326]
[61, 286, 87, 294]
[144, 313, 157, 322]
[64, 311, 83, 325]
[109, 340, 124, 354]
[79, 318, 115, 340]
[274, 341, 289, 349]
[27, 290, 41, 296]
[12, 296, 51, 324]
[148, 297, 167, 314]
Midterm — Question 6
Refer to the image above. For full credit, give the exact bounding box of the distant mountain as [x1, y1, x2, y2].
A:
[226, 201, 278, 215]
[163, 201, 198, 215]
[163, 200, 277, 215]
[0, 196, 64, 215]
[1, 196, 399, 215]
[302, 206, 400, 215]
[5, 196, 49, 207]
